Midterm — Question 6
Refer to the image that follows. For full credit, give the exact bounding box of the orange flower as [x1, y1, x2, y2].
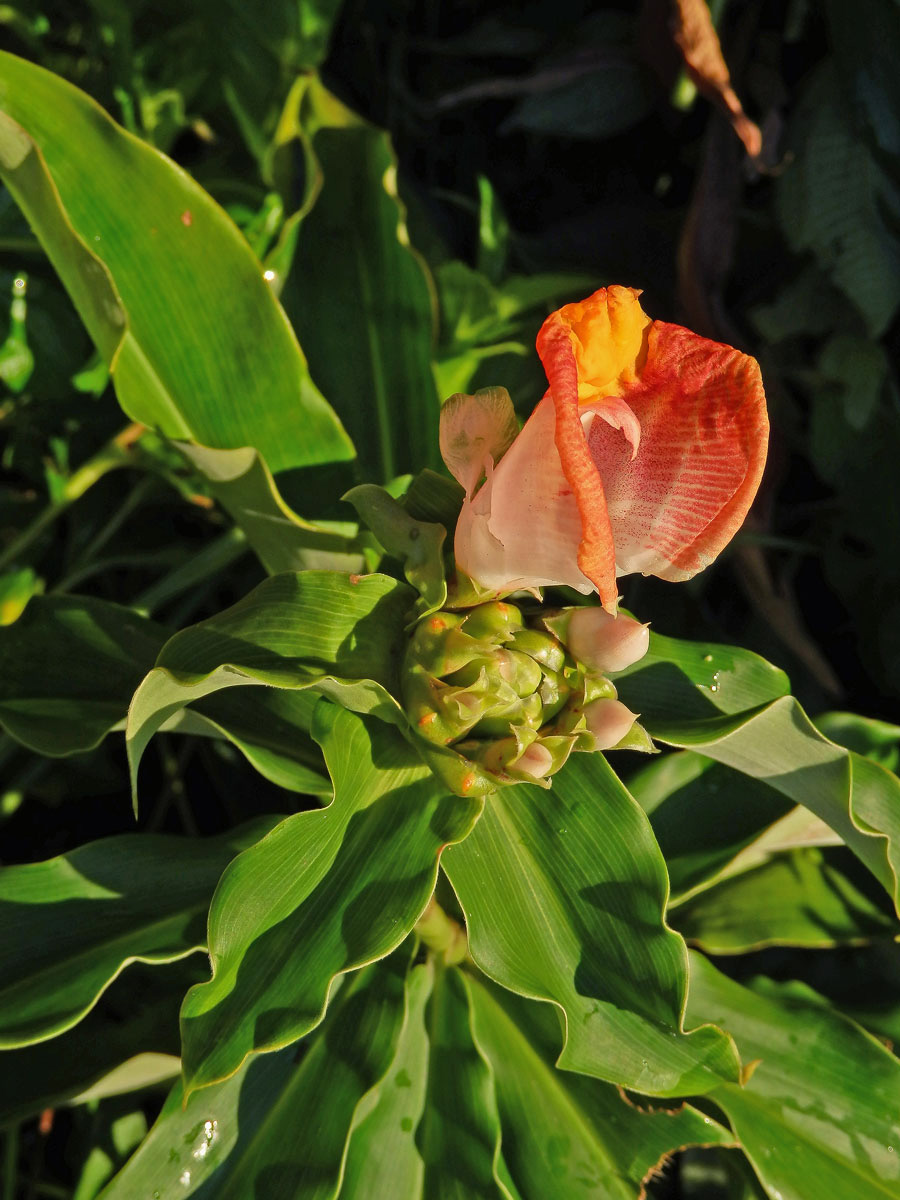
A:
[440, 286, 768, 612]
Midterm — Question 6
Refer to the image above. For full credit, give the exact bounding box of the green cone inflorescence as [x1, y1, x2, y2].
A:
[402, 600, 652, 796]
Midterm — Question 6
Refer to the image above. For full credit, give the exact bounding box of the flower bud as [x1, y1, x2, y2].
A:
[582, 698, 639, 750]
[402, 598, 653, 795]
[558, 607, 649, 674]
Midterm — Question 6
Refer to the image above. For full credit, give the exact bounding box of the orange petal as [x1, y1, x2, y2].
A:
[552, 285, 652, 404]
[586, 322, 768, 580]
[536, 316, 619, 612]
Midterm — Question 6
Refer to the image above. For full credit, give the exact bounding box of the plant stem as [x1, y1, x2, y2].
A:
[0, 423, 144, 573]
[415, 897, 468, 964]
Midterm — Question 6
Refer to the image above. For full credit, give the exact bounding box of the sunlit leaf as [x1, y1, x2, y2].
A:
[179, 706, 482, 1096]
[102, 952, 411, 1200]
[443, 751, 741, 1096]
[465, 976, 733, 1199]
[690, 953, 900, 1200]
[0, 51, 353, 472]
[0, 822, 273, 1047]
[127, 571, 415, 805]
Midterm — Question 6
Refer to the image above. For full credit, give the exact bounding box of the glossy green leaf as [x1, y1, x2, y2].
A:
[126, 571, 415, 802]
[629, 752, 793, 901]
[689, 953, 900, 1199]
[276, 78, 440, 483]
[0, 594, 167, 754]
[0, 960, 196, 1125]
[342, 962, 513, 1199]
[344, 483, 447, 612]
[179, 706, 482, 1096]
[654, 697, 900, 911]
[102, 953, 411, 1200]
[442, 752, 741, 1096]
[613, 628, 791, 727]
[672, 847, 899, 953]
[188, 688, 330, 795]
[0, 821, 273, 1047]
[0, 51, 353, 472]
[175, 442, 365, 576]
[465, 976, 733, 1200]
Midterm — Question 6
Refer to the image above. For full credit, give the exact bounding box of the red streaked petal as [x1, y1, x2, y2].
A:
[536, 317, 619, 612]
[453, 393, 594, 594]
[587, 322, 768, 581]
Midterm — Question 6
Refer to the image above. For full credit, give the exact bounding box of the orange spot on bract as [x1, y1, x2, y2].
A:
[39, 1109, 54, 1136]
[461, 773, 476, 793]
[181, 210, 193, 226]
[418, 712, 437, 727]
[429, 617, 447, 631]
[349, 574, 362, 585]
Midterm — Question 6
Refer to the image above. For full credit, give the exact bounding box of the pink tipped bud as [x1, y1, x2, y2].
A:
[512, 743, 555, 780]
[565, 608, 649, 674]
[582, 698, 639, 750]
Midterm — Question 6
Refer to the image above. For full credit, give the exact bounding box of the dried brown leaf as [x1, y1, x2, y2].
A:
[672, 0, 762, 157]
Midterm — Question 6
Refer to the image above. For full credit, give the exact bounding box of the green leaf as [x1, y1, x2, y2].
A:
[341, 962, 518, 1199]
[653, 696, 900, 912]
[629, 752, 793, 901]
[126, 571, 415, 804]
[465, 976, 733, 1200]
[188, 688, 330, 795]
[689, 953, 900, 1200]
[816, 710, 900, 774]
[672, 847, 899, 953]
[442, 752, 741, 1097]
[343, 483, 447, 612]
[0, 961, 195, 1125]
[613, 628, 791, 728]
[101, 952, 412, 1200]
[0, 50, 353, 472]
[179, 706, 482, 1097]
[777, 59, 900, 336]
[275, 78, 440, 483]
[175, 442, 365, 576]
[0, 821, 274, 1047]
[416, 966, 511, 1199]
[338, 962, 434, 1198]
[0, 594, 167, 754]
